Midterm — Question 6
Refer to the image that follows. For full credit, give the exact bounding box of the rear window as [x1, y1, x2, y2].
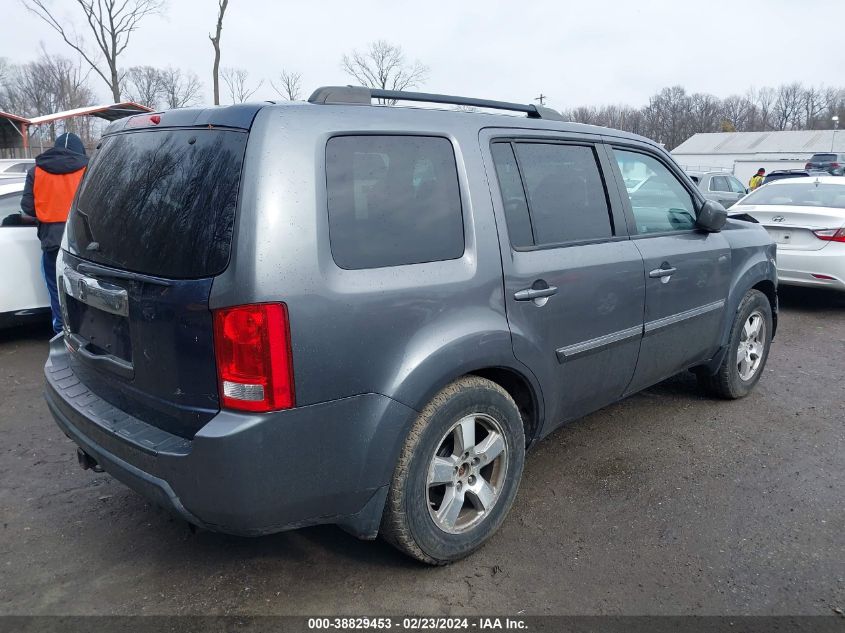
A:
[741, 182, 845, 208]
[810, 154, 837, 162]
[0, 193, 23, 218]
[67, 129, 247, 278]
[764, 172, 808, 183]
[325, 135, 464, 269]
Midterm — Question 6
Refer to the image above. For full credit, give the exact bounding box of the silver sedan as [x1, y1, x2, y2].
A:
[729, 176, 845, 291]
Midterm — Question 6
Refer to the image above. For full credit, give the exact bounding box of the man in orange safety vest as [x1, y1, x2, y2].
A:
[21, 132, 88, 334]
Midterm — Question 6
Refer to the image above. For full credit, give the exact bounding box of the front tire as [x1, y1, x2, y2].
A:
[698, 289, 773, 399]
[380, 376, 525, 565]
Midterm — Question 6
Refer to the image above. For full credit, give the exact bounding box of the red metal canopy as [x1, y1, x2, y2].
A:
[0, 102, 153, 155]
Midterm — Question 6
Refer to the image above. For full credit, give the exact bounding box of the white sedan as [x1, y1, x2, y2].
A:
[0, 180, 51, 327]
[729, 176, 845, 291]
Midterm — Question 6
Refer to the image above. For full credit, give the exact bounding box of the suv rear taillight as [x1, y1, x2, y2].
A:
[830, 162, 840, 168]
[805, 162, 812, 169]
[812, 228, 845, 243]
[213, 303, 294, 412]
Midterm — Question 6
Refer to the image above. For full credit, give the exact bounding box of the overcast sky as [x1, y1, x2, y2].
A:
[5, 0, 844, 110]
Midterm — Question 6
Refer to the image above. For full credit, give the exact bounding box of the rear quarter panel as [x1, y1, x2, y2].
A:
[209, 105, 527, 415]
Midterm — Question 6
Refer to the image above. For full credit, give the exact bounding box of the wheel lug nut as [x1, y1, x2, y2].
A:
[468, 475, 476, 485]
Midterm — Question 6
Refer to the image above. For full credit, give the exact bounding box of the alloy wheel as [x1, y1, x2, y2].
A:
[426, 413, 509, 534]
[737, 310, 766, 381]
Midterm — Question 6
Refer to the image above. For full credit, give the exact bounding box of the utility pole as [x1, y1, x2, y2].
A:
[535, 94, 547, 106]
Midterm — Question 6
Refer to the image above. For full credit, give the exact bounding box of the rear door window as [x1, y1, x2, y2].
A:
[325, 135, 464, 269]
[67, 129, 247, 278]
[709, 176, 730, 192]
[508, 142, 613, 246]
[490, 143, 533, 248]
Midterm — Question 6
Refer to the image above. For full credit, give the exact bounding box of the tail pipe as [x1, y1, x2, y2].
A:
[76, 448, 104, 473]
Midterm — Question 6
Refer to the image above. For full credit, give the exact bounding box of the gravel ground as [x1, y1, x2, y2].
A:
[0, 286, 843, 616]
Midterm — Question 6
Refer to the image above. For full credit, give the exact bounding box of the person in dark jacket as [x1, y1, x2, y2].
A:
[21, 132, 88, 334]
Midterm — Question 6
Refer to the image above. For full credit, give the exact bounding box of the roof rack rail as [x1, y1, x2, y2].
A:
[307, 85, 564, 121]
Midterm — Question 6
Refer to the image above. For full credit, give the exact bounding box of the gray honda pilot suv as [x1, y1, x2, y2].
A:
[45, 86, 778, 564]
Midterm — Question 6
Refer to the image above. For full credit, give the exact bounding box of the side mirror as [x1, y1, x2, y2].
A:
[697, 200, 727, 232]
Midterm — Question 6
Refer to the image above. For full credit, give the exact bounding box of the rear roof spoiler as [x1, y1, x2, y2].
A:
[308, 85, 565, 121]
[105, 103, 267, 134]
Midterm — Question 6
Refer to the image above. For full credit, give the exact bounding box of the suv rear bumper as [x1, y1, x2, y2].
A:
[44, 336, 417, 538]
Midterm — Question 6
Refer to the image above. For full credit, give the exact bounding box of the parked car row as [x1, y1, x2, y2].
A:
[729, 176, 845, 291]
[683, 164, 845, 291]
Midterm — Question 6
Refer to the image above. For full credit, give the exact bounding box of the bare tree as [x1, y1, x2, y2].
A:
[159, 67, 202, 109]
[341, 40, 428, 102]
[567, 105, 598, 124]
[0, 57, 28, 114]
[748, 86, 776, 131]
[820, 87, 845, 128]
[10, 50, 94, 117]
[22, 0, 163, 102]
[3, 50, 97, 148]
[689, 92, 722, 134]
[721, 94, 752, 131]
[209, 0, 228, 106]
[558, 81, 845, 149]
[801, 85, 827, 130]
[771, 82, 803, 130]
[641, 86, 693, 149]
[0, 58, 12, 96]
[270, 69, 302, 101]
[221, 67, 263, 103]
[122, 65, 163, 108]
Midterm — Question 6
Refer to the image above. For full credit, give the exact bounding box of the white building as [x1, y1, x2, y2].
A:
[671, 130, 845, 184]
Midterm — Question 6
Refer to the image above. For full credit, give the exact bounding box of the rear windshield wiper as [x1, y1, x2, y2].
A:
[76, 262, 171, 287]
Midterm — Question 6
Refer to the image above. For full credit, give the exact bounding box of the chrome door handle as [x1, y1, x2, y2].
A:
[514, 285, 558, 301]
[649, 267, 677, 279]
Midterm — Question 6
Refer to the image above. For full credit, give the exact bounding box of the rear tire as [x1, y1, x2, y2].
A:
[380, 376, 525, 565]
[698, 289, 772, 399]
